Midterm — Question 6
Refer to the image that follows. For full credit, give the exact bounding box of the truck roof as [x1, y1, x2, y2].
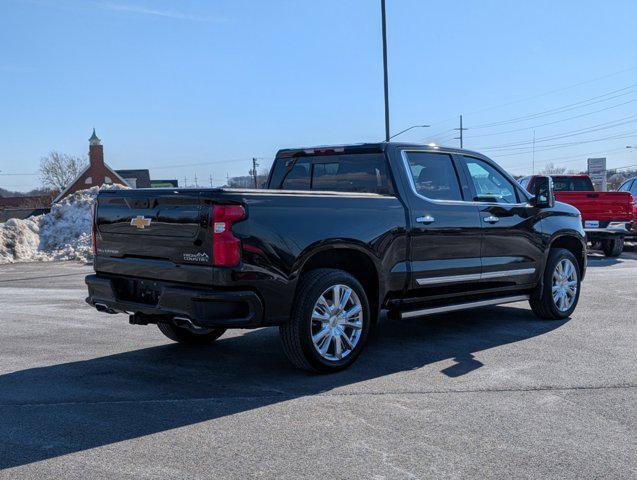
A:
[528, 174, 590, 179]
[525, 173, 591, 180]
[275, 142, 486, 159]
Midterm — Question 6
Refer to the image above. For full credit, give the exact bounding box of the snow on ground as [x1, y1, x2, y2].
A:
[0, 184, 127, 264]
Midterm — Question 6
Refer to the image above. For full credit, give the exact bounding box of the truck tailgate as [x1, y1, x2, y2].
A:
[94, 189, 215, 284]
[555, 191, 633, 221]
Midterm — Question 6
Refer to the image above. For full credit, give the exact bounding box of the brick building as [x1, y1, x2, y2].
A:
[53, 129, 127, 202]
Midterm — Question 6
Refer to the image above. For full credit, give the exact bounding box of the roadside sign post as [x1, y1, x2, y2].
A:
[587, 157, 607, 191]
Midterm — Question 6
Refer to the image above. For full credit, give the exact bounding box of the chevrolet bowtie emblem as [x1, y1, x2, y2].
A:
[130, 215, 152, 229]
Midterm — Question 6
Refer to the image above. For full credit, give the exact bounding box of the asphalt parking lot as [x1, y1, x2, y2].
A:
[1, 247, 635, 479]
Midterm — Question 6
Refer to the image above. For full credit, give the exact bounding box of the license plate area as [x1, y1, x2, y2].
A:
[584, 220, 599, 228]
[112, 278, 161, 305]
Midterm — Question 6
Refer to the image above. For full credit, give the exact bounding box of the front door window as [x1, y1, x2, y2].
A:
[463, 156, 518, 204]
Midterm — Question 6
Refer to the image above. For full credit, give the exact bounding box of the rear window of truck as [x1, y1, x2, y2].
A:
[268, 153, 393, 194]
[551, 177, 594, 192]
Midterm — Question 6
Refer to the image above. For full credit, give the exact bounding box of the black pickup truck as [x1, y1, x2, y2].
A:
[86, 143, 586, 372]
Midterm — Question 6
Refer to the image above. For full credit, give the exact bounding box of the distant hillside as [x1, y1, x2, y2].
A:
[0, 187, 53, 198]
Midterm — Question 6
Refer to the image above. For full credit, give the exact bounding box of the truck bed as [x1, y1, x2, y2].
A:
[92, 186, 407, 324]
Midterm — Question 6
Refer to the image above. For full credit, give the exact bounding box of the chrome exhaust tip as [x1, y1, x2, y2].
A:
[95, 302, 116, 314]
[173, 316, 196, 329]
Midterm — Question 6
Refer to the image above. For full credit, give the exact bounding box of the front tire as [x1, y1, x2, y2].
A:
[157, 322, 226, 345]
[602, 238, 623, 257]
[530, 248, 581, 320]
[279, 269, 371, 373]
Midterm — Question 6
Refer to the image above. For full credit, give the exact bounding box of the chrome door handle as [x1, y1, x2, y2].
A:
[416, 215, 435, 224]
[483, 215, 500, 223]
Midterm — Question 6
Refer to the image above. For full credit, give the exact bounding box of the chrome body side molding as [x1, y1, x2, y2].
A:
[416, 272, 481, 285]
[416, 267, 536, 286]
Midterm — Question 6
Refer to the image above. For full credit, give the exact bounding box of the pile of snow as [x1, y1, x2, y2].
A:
[0, 184, 127, 264]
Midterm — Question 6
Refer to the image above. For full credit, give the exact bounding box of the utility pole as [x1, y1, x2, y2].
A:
[194, 173, 198, 187]
[183, 176, 187, 188]
[226, 172, 230, 187]
[252, 158, 259, 189]
[381, 0, 390, 142]
[454, 115, 468, 148]
[209, 174, 213, 187]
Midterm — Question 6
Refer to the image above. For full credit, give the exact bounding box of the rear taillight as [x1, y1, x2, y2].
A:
[91, 203, 97, 256]
[212, 205, 245, 266]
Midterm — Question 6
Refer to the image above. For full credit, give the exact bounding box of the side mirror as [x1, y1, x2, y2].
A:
[531, 175, 555, 208]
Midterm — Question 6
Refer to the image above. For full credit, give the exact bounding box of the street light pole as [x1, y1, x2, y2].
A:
[389, 124, 430, 140]
[381, 0, 390, 142]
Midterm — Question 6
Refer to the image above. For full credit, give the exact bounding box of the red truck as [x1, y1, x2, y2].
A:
[618, 177, 637, 238]
[520, 175, 633, 257]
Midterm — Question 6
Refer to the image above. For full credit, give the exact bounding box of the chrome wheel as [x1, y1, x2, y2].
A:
[310, 284, 363, 361]
[552, 258, 578, 312]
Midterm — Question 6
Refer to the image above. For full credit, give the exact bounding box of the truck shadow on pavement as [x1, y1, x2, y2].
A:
[0, 306, 567, 470]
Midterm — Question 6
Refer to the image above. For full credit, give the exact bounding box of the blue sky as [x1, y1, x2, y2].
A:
[1, 0, 636, 190]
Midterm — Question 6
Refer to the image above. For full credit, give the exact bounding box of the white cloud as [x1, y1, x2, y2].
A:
[93, 1, 226, 23]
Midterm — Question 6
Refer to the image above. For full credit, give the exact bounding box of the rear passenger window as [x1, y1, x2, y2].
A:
[272, 154, 393, 194]
[280, 160, 311, 190]
[404, 152, 463, 201]
[312, 155, 392, 194]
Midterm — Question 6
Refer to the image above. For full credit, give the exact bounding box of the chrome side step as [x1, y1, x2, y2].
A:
[400, 294, 530, 319]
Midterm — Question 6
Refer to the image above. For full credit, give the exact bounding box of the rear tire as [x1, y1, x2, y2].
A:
[279, 269, 370, 373]
[530, 248, 581, 320]
[602, 238, 623, 257]
[157, 322, 226, 345]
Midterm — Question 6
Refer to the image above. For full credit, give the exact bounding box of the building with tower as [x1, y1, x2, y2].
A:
[52, 129, 128, 202]
[52, 129, 178, 202]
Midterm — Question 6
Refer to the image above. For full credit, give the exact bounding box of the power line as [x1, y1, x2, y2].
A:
[610, 163, 637, 170]
[0, 156, 272, 177]
[464, 98, 637, 139]
[150, 156, 270, 171]
[482, 124, 637, 153]
[427, 127, 457, 139]
[431, 85, 635, 141]
[501, 146, 629, 170]
[477, 115, 637, 151]
[488, 131, 637, 158]
[468, 84, 637, 130]
[426, 65, 637, 128]
[526, 147, 629, 165]
[463, 66, 637, 117]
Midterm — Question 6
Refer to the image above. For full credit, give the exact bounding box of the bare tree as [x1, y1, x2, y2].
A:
[539, 163, 567, 175]
[539, 163, 579, 175]
[39, 151, 87, 190]
[227, 168, 270, 189]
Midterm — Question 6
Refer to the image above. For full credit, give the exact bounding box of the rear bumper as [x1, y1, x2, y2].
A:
[85, 274, 263, 328]
[585, 222, 631, 240]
